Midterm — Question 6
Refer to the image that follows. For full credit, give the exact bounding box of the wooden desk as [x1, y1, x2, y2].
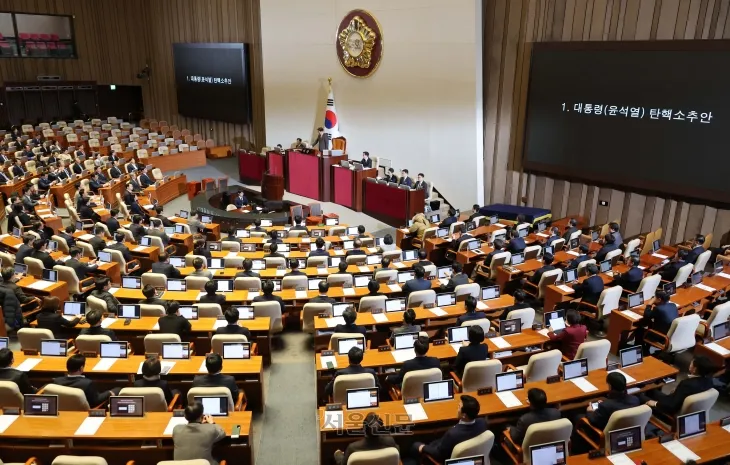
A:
[179, 261, 419, 279]
[73, 231, 159, 270]
[0, 410, 253, 465]
[16, 276, 68, 302]
[146, 149, 206, 172]
[541, 264, 631, 314]
[49, 172, 92, 206]
[99, 178, 128, 206]
[495, 251, 579, 293]
[170, 217, 221, 241]
[207, 247, 395, 260]
[316, 357, 677, 465]
[144, 174, 187, 205]
[0, 174, 36, 200]
[12, 352, 265, 412]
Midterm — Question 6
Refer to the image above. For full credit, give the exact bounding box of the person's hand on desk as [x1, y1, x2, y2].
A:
[645, 400, 658, 408]
[202, 414, 215, 424]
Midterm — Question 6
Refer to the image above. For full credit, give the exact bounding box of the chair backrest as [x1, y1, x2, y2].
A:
[675, 263, 695, 284]
[373, 269, 397, 283]
[327, 274, 354, 287]
[54, 265, 82, 295]
[489, 229, 506, 243]
[0, 381, 23, 408]
[602, 405, 652, 450]
[140, 304, 165, 317]
[252, 301, 283, 333]
[451, 430, 495, 462]
[24, 256, 45, 277]
[329, 332, 366, 351]
[505, 307, 535, 329]
[694, 249, 711, 273]
[536, 269, 563, 299]
[43, 384, 90, 411]
[636, 274, 661, 302]
[666, 314, 701, 353]
[195, 303, 223, 318]
[461, 359, 502, 392]
[551, 238, 566, 252]
[234, 277, 262, 291]
[574, 340, 611, 371]
[52, 456, 109, 465]
[141, 272, 168, 288]
[461, 318, 492, 333]
[449, 221, 465, 236]
[596, 286, 623, 317]
[679, 388, 719, 416]
[74, 335, 112, 354]
[346, 447, 400, 465]
[407, 289, 436, 308]
[707, 301, 730, 330]
[454, 283, 480, 300]
[401, 367, 442, 399]
[264, 257, 286, 269]
[358, 296, 386, 313]
[118, 387, 168, 412]
[623, 238, 641, 258]
[605, 248, 622, 262]
[577, 259, 596, 277]
[306, 256, 329, 268]
[187, 387, 234, 412]
[211, 334, 248, 355]
[345, 255, 366, 265]
[522, 418, 573, 464]
[524, 245, 541, 260]
[282, 275, 308, 290]
[524, 349, 562, 382]
[144, 333, 181, 354]
[302, 303, 332, 333]
[332, 373, 377, 403]
[184, 276, 210, 291]
[17, 328, 55, 351]
[86, 294, 108, 313]
[489, 252, 511, 279]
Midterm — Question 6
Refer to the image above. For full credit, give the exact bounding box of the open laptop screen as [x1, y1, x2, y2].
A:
[24, 394, 59, 416]
[677, 411, 707, 440]
[346, 388, 378, 410]
[110, 396, 144, 417]
[619, 346, 642, 368]
[194, 395, 229, 416]
[562, 358, 588, 380]
[529, 442, 566, 465]
[337, 337, 364, 356]
[496, 370, 524, 392]
[394, 332, 418, 350]
[609, 426, 642, 455]
[627, 292, 644, 309]
[423, 380, 454, 403]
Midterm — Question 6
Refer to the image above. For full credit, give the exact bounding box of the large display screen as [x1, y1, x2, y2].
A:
[172, 43, 252, 124]
[522, 41, 730, 204]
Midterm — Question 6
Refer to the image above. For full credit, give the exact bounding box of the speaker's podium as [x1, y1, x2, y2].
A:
[332, 162, 378, 212]
[286, 149, 346, 202]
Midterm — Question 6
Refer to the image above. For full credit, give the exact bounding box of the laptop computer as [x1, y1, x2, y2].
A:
[691, 271, 702, 286]
[430, 213, 441, 223]
[599, 260, 612, 273]
[308, 278, 323, 291]
[436, 228, 449, 238]
[664, 281, 677, 296]
[174, 224, 186, 234]
[423, 379, 455, 402]
[608, 426, 642, 455]
[529, 442, 566, 465]
[222, 342, 251, 359]
[110, 396, 144, 417]
[346, 387, 379, 410]
[162, 342, 191, 359]
[233, 306, 254, 320]
[139, 237, 152, 247]
[544, 310, 565, 333]
[627, 292, 644, 309]
[169, 256, 185, 268]
[354, 275, 371, 287]
[619, 345, 643, 368]
[713, 321, 730, 342]
[481, 286, 500, 300]
[97, 250, 112, 263]
[518, 228, 529, 238]
[0, 337, 8, 350]
[496, 370, 524, 392]
[447, 326, 469, 343]
[398, 271, 415, 283]
[14, 263, 27, 276]
[402, 250, 417, 261]
[63, 301, 85, 318]
[393, 332, 418, 350]
[366, 254, 382, 265]
[166, 279, 187, 291]
[385, 298, 406, 313]
[23, 394, 59, 416]
[437, 266, 451, 279]
[445, 456, 486, 465]
[677, 410, 707, 440]
[500, 318, 521, 336]
[179, 306, 198, 320]
[511, 253, 525, 266]
[40, 339, 67, 356]
[562, 358, 588, 380]
[333, 303, 352, 318]
[100, 341, 128, 358]
[346, 226, 359, 236]
[216, 279, 234, 292]
[41, 269, 58, 282]
[194, 395, 229, 416]
[564, 268, 577, 283]
[235, 229, 251, 238]
[122, 276, 141, 289]
[437, 292, 456, 307]
[208, 258, 224, 269]
[119, 304, 141, 319]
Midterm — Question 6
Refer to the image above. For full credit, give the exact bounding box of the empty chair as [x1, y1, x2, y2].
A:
[264, 257, 286, 269]
[302, 303, 332, 333]
[252, 301, 283, 334]
[622, 238, 641, 258]
[42, 384, 91, 411]
[454, 283, 480, 301]
[373, 269, 397, 283]
[576, 405, 651, 451]
[573, 340, 611, 371]
[358, 295, 386, 313]
[406, 289, 436, 308]
[346, 448, 400, 465]
[74, 335, 112, 355]
[578, 285, 623, 334]
[17, 328, 54, 352]
[140, 304, 165, 317]
[327, 274, 354, 288]
[524, 268, 563, 301]
[144, 333, 181, 355]
[503, 418, 572, 465]
[694, 249, 711, 273]
[142, 272, 168, 289]
[674, 262, 695, 285]
[211, 334, 248, 355]
[0, 381, 24, 408]
[234, 277, 261, 291]
[307, 256, 328, 268]
[450, 359, 502, 392]
[504, 307, 535, 329]
[282, 275, 308, 290]
[52, 457, 108, 465]
[185, 276, 210, 291]
[699, 301, 730, 338]
[516, 349, 562, 383]
[332, 373, 377, 404]
[118, 387, 174, 412]
[195, 303, 223, 318]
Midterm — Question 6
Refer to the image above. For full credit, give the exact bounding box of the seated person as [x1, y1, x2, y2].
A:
[199, 280, 226, 306]
[89, 276, 120, 315]
[108, 232, 132, 262]
[683, 234, 706, 265]
[309, 237, 329, 257]
[291, 215, 308, 231]
[595, 233, 619, 262]
[450, 225, 473, 251]
[0, 348, 37, 394]
[190, 257, 213, 280]
[223, 227, 241, 244]
[562, 218, 580, 241]
[89, 226, 107, 256]
[439, 261, 469, 293]
[569, 244, 593, 268]
[235, 258, 260, 278]
[378, 234, 396, 253]
[411, 395, 487, 463]
[134, 356, 176, 404]
[456, 296, 486, 326]
[65, 246, 97, 281]
[268, 230, 283, 244]
[345, 239, 366, 257]
[416, 249, 432, 268]
[336, 261, 351, 277]
[547, 309, 586, 360]
[402, 264, 431, 295]
[334, 413, 398, 465]
[642, 356, 715, 416]
[571, 263, 604, 306]
[641, 290, 678, 335]
[385, 336, 439, 386]
[233, 190, 249, 209]
[158, 301, 191, 336]
[310, 281, 336, 304]
[266, 243, 285, 259]
[544, 227, 562, 247]
[506, 229, 526, 254]
[253, 280, 285, 314]
[501, 289, 530, 321]
[356, 225, 367, 239]
[324, 346, 379, 397]
[193, 239, 212, 260]
[659, 250, 689, 282]
[440, 208, 458, 228]
[454, 325, 488, 376]
[366, 279, 382, 296]
[192, 353, 240, 400]
[285, 258, 305, 276]
[528, 253, 555, 285]
[389, 308, 421, 345]
[334, 308, 366, 336]
[58, 225, 77, 249]
[151, 253, 182, 279]
[80, 308, 117, 340]
[607, 222, 623, 247]
[140, 284, 169, 310]
[35, 296, 83, 338]
[586, 372, 640, 430]
[484, 238, 506, 267]
[215, 308, 252, 341]
[616, 255, 643, 292]
[31, 239, 60, 270]
[507, 388, 560, 445]
[52, 354, 121, 406]
[147, 224, 171, 247]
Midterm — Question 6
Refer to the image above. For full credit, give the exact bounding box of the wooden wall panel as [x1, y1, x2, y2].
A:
[0, 0, 265, 150]
[483, 0, 730, 246]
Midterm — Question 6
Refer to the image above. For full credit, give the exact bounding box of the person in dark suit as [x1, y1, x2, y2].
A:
[507, 388, 561, 445]
[586, 372, 640, 430]
[65, 247, 98, 280]
[544, 227, 562, 248]
[606, 222, 623, 247]
[572, 264, 604, 305]
[140, 284, 169, 310]
[105, 209, 121, 236]
[108, 232, 133, 262]
[35, 296, 83, 338]
[595, 233, 619, 263]
[9, 203, 32, 228]
[152, 206, 174, 228]
[109, 160, 123, 179]
[11, 159, 25, 178]
[562, 218, 579, 241]
[403, 265, 432, 296]
[285, 259, 305, 277]
[659, 250, 688, 282]
[15, 234, 34, 265]
[234, 259, 260, 279]
[386, 336, 440, 386]
[569, 244, 593, 269]
[456, 296, 487, 326]
[439, 261, 469, 293]
[80, 308, 117, 340]
[529, 253, 556, 285]
[193, 239, 212, 261]
[324, 346, 379, 396]
[465, 204, 481, 222]
[450, 225, 474, 252]
[454, 325, 489, 376]
[547, 309, 587, 360]
[309, 237, 329, 257]
[134, 356, 175, 404]
[334, 413, 398, 465]
[440, 208, 458, 229]
[89, 167, 109, 193]
[684, 235, 706, 266]
[78, 197, 102, 224]
[233, 190, 249, 209]
[641, 290, 679, 336]
[310, 281, 336, 304]
[108, 152, 121, 163]
[642, 356, 715, 416]
[147, 224, 171, 246]
[158, 301, 192, 336]
[139, 167, 154, 188]
[312, 127, 329, 152]
[265, 243, 285, 259]
[129, 215, 148, 243]
[411, 395, 487, 463]
[88, 226, 107, 256]
[31, 239, 60, 270]
[616, 255, 644, 292]
[71, 157, 84, 175]
[58, 225, 77, 250]
[484, 238, 506, 267]
[37, 172, 56, 192]
[398, 169, 413, 187]
[192, 353, 240, 400]
[125, 185, 145, 215]
[506, 229, 526, 254]
[383, 167, 398, 183]
[151, 253, 182, 279]
[215, 308, 252, 341]
[345, 238, 366, 258]
[0, 348, 37, 395]
[415, 249, 433, 268]
[290, 215, 308, 232]
[89, 277, 120, 315]
[334, 308, 366, 336]
[413, 173, 428, 198]
[200, 280, 226, 306]
[389, 308, 421, 345]
[359, 151, 373, 168]
[0, 169, 11, 185]
[52, 354, 120, 406]
[253, 280, 285, 314]
[0, 266, 39, 329]
[501, 289, 531, 321]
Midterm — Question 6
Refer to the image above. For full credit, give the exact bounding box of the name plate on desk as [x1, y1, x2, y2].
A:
[378, 346, 391, 352]
[325, 403, 343, 411]
[404, 397, 420, 405]
[547, 375, 561, 384]
[477, 387, 493, 396]
[432, 339, 446, 346]
[321, 350, 335, 357]
[173, 409, 185, 417]
[89, 409, 106, 417]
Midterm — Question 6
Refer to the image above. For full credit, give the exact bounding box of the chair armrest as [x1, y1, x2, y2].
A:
[93, 398, 107, 409]
[20, 297, 40, 309]
[504, 364, 517, 371]
[389, 385, 402, 401]
[449, 371, 463, 391]
[235, 391, 246, 411]
[164, 244, 176, 255]
[649, 415, 674, 434]
[698, 321, 710, 340]
[420, 452, 441, 465]
[251, 343, 258, 355]
[79, 276, 95, 287]
[125, 259, 141, 273]
[25, 459, 39, 465]
[523, 280, 538, 291]
[645, 328, 669, 351]
[189, 342, 196, 355]
[561, 354, 570, 362]
[168, 393, 180, 412]
[501, 429, 523, 465]
[575, 417, 603, 451]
